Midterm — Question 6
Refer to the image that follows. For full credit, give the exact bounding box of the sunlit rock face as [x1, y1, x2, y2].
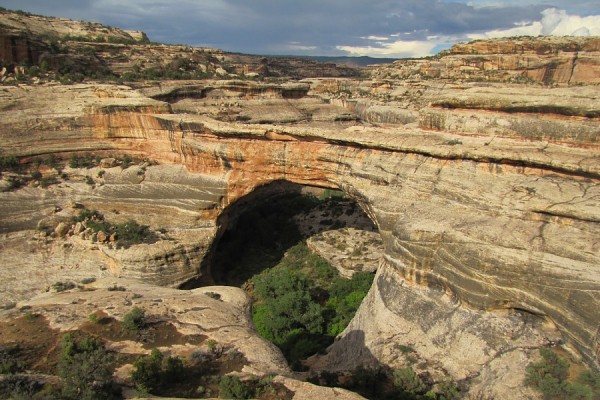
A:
[0, 68, 598, 397]
[372, 36, 600, 85]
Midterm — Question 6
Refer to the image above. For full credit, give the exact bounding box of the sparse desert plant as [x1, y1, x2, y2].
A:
[53, 281, 76, 292]
[130, 348, 185, 394]
[525, 348, 597, 400]
[88, 312, 101, 324]
[122, 306, 145, 332]
[393, 366, 426, 394]
[219, 375, 251, 399]
[206, 291, 222, 300]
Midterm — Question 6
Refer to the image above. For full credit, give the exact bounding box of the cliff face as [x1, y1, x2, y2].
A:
[1, 28, 599, 396]
[1, 77, 598, 381]
[0, 9, 360, 81]
[373, 36, 600, 85]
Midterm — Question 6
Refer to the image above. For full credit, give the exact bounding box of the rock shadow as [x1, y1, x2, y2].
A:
[181, 180, 378, 288]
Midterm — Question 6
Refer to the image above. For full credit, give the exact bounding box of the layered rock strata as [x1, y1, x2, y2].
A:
[0, 76, 599, 398]
[372, 36, 600, 85]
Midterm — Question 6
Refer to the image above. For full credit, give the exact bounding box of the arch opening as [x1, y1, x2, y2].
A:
[183, 180, 384, 370]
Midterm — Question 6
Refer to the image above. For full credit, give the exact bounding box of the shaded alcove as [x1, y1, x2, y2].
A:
[180, 180, 383, 370]
[182, 179, 381, 289]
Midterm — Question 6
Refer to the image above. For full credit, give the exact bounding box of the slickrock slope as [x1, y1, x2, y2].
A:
[373, 36, 600, 85]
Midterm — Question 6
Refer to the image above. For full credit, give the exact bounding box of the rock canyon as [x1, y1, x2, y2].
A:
[0, 8, 599, 399]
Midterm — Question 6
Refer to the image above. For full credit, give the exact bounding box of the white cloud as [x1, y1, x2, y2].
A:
[470, 8, 600, 39]
[362, 35, 390, 41]
[337, 40, 439, 58]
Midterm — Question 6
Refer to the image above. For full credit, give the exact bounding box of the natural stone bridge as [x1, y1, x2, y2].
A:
[1, 82, 598, 392]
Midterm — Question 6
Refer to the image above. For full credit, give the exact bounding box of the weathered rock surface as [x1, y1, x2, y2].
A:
[310, 262, 560, 399]
[372, 36, 600, 85]
[0, 29, 599, 398]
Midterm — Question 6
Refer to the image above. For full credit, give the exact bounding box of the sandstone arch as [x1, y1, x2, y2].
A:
[1, 82, 598, 372]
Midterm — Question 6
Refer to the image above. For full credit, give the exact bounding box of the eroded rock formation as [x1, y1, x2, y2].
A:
[0, 14, 599, 396]
[373, 36, 600, 85]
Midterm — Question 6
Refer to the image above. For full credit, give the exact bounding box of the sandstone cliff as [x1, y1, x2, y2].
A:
[372, 36, 600, 85]
[0, 16, 599, 398]
[1, 75, 598, 397]
[0, 9, 359, 83]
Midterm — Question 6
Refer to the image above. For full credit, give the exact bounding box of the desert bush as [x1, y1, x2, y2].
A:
[114, 219, 156, 248]
[0, 344, 22, 374]
[0, 375, 45, 399]
[206, 291, 222, 300]
[525, 348, 597, 400]
[88, 312, 101, 324]
[0, 155, 19, 171]
[130, 348, 184, 394]
[58, 333, 120, 399]
[40, 176, 58, 188]
[393, 367, 426, 394]
[53, 281, 76, 292]
[122, 307, 145, 332]
[219, 375, 251, 399]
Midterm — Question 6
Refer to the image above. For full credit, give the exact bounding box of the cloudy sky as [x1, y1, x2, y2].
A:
[2, 0, 599, 58]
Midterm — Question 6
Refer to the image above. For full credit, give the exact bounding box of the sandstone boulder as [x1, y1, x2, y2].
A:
[54, 222, 70, 237]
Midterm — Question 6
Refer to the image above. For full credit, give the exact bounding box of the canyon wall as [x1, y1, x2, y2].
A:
[373, 36, 600, 85]
[1, 80, 598, 378]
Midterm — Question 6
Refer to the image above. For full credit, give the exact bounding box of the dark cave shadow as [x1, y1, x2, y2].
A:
[180, 179, 377, 288]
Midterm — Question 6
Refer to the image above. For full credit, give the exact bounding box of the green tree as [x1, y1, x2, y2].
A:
[58, 333, 120, 400]
[130, 348, 185, 395]
[131, 348, 163, 393]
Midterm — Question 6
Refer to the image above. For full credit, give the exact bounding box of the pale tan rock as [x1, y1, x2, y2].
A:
[54, 222, 70, 237]
[0, 34, 598, 397]
[99, 158, 117, 168]
[73, 222, 84, 235]
[96, 230, 108, 243]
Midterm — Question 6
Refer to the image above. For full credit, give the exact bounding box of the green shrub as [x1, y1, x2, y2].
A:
[58, 333, 120, 399]
[0, 155, 19, 171]
[206, 291, 222, 300]
[0, 344, 22, 374]
[40, 176, 58, 188]
[393, 367, 426, 394]
[88, 312, 100, 324]
[525, 348, 597, 400]
[114, 220, 156, 248]
[53, 281, 76, 292]
[122, 307, 145, 332]
[130, 348, 185, 395]
[219, 375, 251, 399]
[31, 170, 42, 180]
[73, 209, 101, 223]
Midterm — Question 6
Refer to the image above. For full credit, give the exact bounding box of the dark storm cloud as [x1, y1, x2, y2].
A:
[0, 0, 596, 56]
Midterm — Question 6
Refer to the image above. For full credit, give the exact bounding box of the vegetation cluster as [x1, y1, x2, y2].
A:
[208, 190, 374, 369]
[0, 305, 291, 399]
[251, 243, 373, 369]
[525, 348, 600, 400]
[72, 208, 158, 249]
